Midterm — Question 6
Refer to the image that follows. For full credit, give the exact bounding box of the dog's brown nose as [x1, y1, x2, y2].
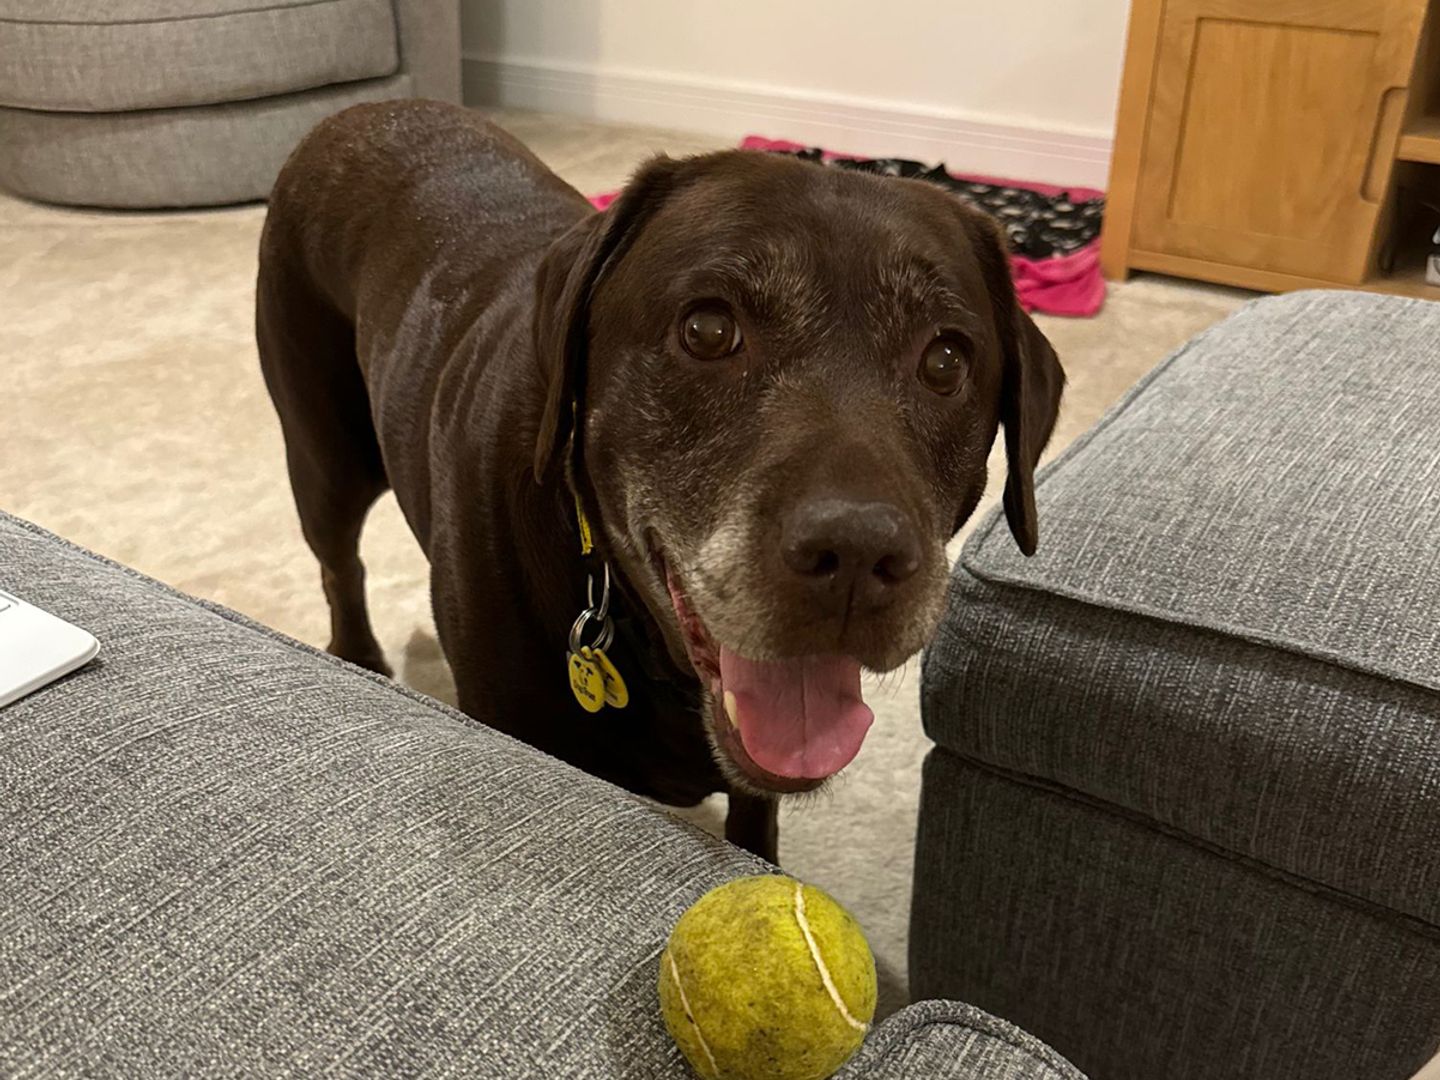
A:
[781, 498, 922, 613]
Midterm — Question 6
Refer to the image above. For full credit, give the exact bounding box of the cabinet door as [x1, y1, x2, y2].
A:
[1131, 0, 1428, 283]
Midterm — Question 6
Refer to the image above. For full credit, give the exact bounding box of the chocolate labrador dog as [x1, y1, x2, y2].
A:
[257, 100, 1062, 862]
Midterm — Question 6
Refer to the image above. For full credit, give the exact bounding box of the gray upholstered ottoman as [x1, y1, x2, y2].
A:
[0, 0, 460, 207]
[916, 291, 1440, 1080]
[0, 511, 1084, 1079]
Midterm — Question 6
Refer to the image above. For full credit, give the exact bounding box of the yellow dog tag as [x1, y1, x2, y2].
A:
[568, 649, 605, 713]
[593, 647, 629, 709]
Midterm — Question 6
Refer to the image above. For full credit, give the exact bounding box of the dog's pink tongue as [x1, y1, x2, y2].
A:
[718, 648, 874, 780]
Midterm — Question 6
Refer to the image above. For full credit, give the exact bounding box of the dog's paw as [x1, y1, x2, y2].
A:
[327, 640, 394, 678]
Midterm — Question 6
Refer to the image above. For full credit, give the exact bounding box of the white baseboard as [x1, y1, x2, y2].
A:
[462, 55, 1112, 190]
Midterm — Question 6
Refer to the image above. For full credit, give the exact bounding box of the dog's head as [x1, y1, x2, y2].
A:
[533, 151, 1063, 795]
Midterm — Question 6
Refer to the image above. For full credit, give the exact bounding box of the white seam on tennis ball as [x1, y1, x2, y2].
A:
[793, 881, 869, 1032]
[668, 950, 721, 1077]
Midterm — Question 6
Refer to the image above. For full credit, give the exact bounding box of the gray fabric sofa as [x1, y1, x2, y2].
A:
[0, 0, 460, 207]
[0, 510, 1084, 1079]
[916, 291, 1440, 1080]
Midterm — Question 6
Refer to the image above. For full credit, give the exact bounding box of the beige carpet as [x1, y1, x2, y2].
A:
[0, 107, 1254, 1017]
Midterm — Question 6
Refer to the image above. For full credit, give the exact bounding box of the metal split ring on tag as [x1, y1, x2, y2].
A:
[565, 565, 629, 713]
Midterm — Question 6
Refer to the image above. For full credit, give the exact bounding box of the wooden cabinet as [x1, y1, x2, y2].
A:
[1103, 0, 1440, 299]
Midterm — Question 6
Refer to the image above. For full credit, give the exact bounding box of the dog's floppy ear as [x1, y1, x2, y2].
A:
[960, 210, 1065, 556]
[532, 156, 686, 481]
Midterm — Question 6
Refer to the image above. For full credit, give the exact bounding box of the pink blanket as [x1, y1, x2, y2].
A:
[590, 135, 1105, 318]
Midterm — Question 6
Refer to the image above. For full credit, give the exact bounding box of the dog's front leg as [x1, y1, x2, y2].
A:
[725, 791, 779, 864]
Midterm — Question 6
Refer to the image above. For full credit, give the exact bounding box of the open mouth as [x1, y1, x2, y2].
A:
[659, 558, 875, 794]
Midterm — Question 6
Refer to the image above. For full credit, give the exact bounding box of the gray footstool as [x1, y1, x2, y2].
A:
[0, 511, 1084, 1079]
[0, 0, 459, 207]
[916, 291, 1440, 1080]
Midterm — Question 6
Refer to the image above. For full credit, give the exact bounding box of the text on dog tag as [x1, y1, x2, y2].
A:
[568, 649, 605, 713]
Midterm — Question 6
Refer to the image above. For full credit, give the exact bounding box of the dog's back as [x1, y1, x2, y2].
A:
[262, 100, 585, 322]
[256, 101, 592, 670]
[258, 100, 591, 554]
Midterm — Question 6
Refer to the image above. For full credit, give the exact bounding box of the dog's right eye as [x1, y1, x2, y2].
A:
[680, 304, 743, 361]
[918, 334, 971, 396]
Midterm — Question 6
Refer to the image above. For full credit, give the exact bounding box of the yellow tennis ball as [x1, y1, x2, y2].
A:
[658, 875, 877, 1080]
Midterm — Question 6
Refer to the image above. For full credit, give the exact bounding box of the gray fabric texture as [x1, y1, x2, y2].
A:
[393, 0, 460, 103]
[924, 291, 1440, 923]
[1, 1, 333, 18]
[0, 74, 412, 207]
[0, 511, 1077, 1079]
[909, 749, 1440, 1080]
[960, 290, 1440, 692]
[842, 1001, 1084, 1080]
[0, 0, 399, 112]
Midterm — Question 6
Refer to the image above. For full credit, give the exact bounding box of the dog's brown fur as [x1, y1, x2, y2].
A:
[257, 100, 1063, 862]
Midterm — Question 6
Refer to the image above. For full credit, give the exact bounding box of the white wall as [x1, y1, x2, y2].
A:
[460, 0, 1131, 187]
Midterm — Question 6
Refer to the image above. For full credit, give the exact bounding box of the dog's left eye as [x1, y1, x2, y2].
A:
[918, 334, 970, 395]
[680, 304, 743, 361]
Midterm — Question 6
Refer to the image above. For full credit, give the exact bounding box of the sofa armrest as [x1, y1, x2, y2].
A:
[0, 511, 757, 1076]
